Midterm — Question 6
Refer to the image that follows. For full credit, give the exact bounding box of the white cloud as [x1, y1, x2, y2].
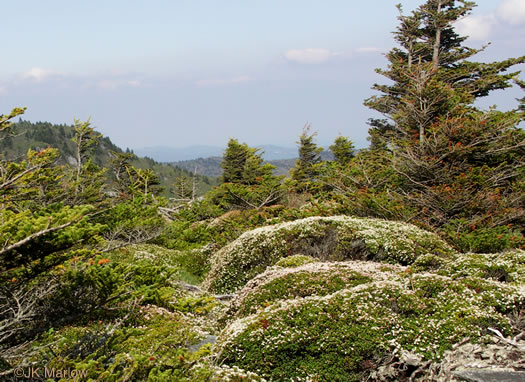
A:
[497, 0, 525, 25]
[20, 67, 63, 82]
[195, 75, 254, 88]
[97, 80, 119, 90]
[284, 48, 341, 64]
[0, 86, 7, 96]
[16, 68, 143, 91]
[454, 0, 525, 42]
[96, 78, 143, 90]
[455, 14, 496, 41]
[127, 80, 141, 87]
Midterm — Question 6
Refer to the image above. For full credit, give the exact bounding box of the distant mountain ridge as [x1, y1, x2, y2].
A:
[174, 150, 334, 178]
[2, 120, 335, 183]
[174, 157, 297, 178]
[134, 144, 299, 162]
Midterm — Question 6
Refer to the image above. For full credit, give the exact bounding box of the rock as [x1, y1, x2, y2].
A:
[401, 350, 423, 367]
[189, 334, 217, 352]
[214, 294, 235, 301]
[179, 282, 203, 292]
[481, 350, 494, 360]
[453, 369, 525, 382]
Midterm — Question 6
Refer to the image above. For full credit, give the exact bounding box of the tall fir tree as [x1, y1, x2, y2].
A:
[221, 138, 274, 185]
[70, 118, 106, 204]
[330, 136, 355, 165]
[221, 139, 250, 184]
[212, 139, 283, 210]
[290, 125, 323, 192]
[360, 0, 525, 252]
[365, 0, 524, 147]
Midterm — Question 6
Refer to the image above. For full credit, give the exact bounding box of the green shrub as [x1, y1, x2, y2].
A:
[173, 247, 213, 281]
[443, 219, 525, 253]
[30, 308, 206, 381]
[8, 244, 224, 381]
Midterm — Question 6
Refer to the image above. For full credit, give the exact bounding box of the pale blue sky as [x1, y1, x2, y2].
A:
[1, 0, 524, 151]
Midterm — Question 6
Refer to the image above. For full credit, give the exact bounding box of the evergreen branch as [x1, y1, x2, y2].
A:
[0, 164, 41, 190]
[0, 218, 81, 256]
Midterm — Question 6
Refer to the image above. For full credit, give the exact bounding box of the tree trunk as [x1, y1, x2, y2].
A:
[192, 167, 197, 201]
[75, 134, 83, 196]
[432, 0, 443, 70]
[408, 40, 413, 70]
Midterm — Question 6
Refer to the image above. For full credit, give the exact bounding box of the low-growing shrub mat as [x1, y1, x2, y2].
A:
[216, 261, 523, 381]
[204, 216, 454, 293]
[4, 242, 523, 381]
[229, 261, 396, 319]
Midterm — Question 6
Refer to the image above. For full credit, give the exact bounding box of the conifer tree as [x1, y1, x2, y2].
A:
[135, 168, 162, 201]
[361, 0, 525, 251]
[0, 108, 105, 278]
[221, 138, 274, 185]
[330, 136, 355, 165]
[0, 107, 26, 135]
[290, 125, 323, 187]
[517, 79, 525, 112]
[365, 0, 524, 147]
[70, 118, 106, 204]
[173, 176, 193, 200]
[212, 139, 283, 210]
[221, 139, 249, 184]
[72, 118, 101, 186]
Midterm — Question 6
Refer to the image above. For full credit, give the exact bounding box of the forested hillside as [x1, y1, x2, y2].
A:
[1, 1, 525, 381]
[0, 120, 217, 197]
[174, 149, 333, 177]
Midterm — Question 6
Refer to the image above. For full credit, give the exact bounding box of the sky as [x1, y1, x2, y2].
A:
[1, 0, 524, 151]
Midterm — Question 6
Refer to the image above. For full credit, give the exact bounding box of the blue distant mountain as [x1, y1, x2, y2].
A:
[134, 144, 300, 162]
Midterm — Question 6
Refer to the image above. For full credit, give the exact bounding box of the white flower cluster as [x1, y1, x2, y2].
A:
[216, 260, 524, 377]
[230, 260, 403, 316]
[207, 216, 524, 380]
[441, 249, 525, 285]
[204, 364, 268, 381]
[204, 216, 453, 293]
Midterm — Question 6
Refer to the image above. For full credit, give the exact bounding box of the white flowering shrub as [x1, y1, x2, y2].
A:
[204, 216, 454, 293]
[412, 249, 525, 285]
[229, 261, 399, 319]
[274, 254, 318, 268]
[216, 266, 524, 381]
